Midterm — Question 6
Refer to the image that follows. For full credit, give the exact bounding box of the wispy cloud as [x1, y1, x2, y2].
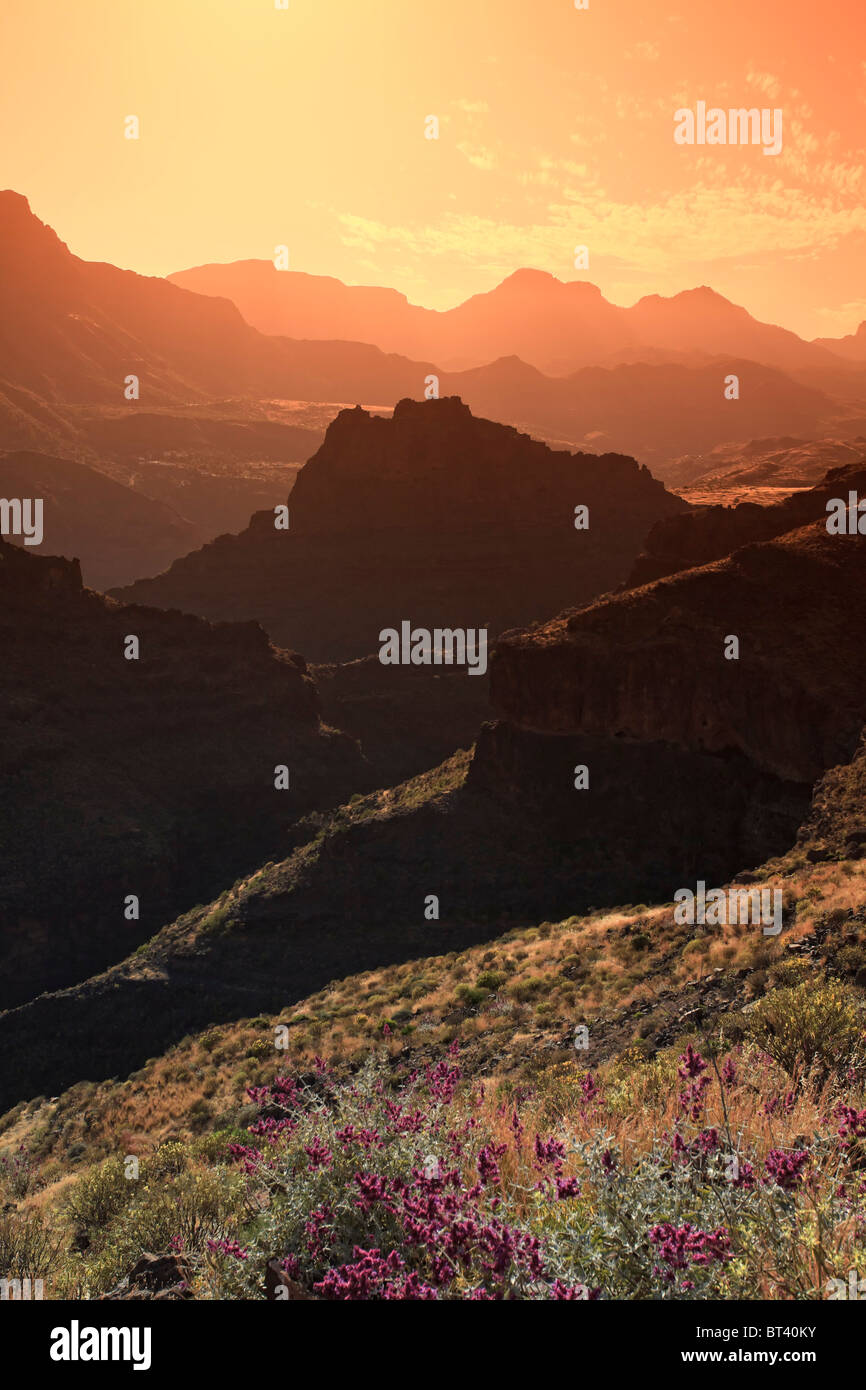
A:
[456, 142, 497, 171]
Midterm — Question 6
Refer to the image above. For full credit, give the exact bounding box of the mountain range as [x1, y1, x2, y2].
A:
[169, 260, 866, 380]
[3, 190, 865, 475]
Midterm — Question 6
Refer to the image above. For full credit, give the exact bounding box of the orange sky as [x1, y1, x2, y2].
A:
[1, 0, 864, 338]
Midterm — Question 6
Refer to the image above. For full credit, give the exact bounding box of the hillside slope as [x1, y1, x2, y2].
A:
[4, 504, 861, 1105]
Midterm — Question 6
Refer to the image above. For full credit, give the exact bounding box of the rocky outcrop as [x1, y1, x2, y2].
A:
[627, 461, 866, 586]
[114, 397, 688, 660]
[100, 1254, 193, 1301]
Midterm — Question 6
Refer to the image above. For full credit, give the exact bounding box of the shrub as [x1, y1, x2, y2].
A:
[0, 1208, 61, 1286]
[746, 980, 865, 1079]
[508, 976, 547, 1002]
[455, 984, 489, 1008]
[0, 1144, 39, 1199]
[64, 1155, 132, 1234]
[476, 970, 506, 991]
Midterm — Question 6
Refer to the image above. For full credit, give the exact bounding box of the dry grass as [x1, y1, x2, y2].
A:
[2, 856, 863, 1224]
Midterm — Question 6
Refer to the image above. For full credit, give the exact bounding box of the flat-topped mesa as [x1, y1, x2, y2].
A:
[490, 519, 866, 786]
[116, 398, 688, 663]
[627, 460, 866, 587]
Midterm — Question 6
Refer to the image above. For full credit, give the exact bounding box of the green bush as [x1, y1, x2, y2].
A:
[747, 979, 865, 1078]
[476, 970, 506, 991]
[455, 984, 489, 1007]
[508, 975, 547, 1002]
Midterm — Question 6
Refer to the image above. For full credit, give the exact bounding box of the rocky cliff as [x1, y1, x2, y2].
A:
[0, 539, 365, 1008]
[490, 518, 866, 786]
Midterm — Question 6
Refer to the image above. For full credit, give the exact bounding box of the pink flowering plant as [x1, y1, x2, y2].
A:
[537, 1043, 865, 1300]
[208, 1047, 592, 1299]
[202, 1039, 866, 1300]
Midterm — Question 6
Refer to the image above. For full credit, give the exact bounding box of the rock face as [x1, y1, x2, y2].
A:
[627, 461, 866, 586]
[466, 722, 806, 883]
[490, 518, 866, 786]
[114, 397, 688, 661]
[0, 538, 365, 1008]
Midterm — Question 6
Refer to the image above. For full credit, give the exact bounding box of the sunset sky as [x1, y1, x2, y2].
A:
[2, 0, 864, 339]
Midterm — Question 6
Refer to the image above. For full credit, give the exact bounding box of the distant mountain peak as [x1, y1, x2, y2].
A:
[0, 187, 33, 211]
[636, 285, 742, 313]
[496, 267, 562, 291]
[0, 188, 72, 267]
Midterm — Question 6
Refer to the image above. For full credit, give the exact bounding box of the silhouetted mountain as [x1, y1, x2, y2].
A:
[814, 321, 866, 362]
[627, 286, 837, 375]
[2, 193, 857, 473]
[169, 261, 851, 379]
[169, 262, 645, 372]
[0, 538, 365, 1010]
[112, 397, 688, 659]
[0, 190, 435, 410]
[443, 357, 839, 469]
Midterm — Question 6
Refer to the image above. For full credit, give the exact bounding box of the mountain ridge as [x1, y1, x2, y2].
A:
[168, 254, 859, 378]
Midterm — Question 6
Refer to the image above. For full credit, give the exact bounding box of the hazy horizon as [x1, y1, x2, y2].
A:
[2, 0, 864, 339]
